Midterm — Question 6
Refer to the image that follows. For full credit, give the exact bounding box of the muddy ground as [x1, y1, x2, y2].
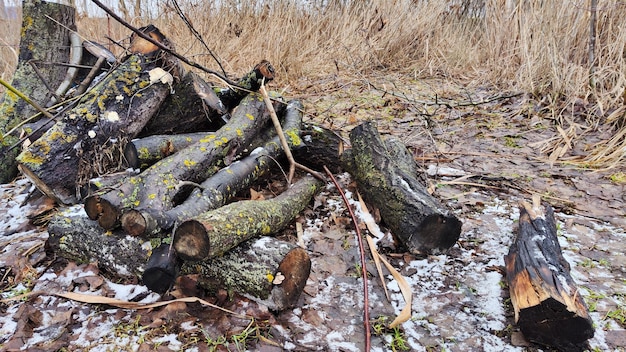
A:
[1, 74, 625, 351]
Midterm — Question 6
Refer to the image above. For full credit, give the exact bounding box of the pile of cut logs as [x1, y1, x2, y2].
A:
[0, 2, 595, 350]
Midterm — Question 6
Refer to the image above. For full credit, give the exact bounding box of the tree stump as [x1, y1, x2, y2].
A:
[347, 121, 461, 255]
[505, 196, 594, 351]
[0, 0, 76, 183]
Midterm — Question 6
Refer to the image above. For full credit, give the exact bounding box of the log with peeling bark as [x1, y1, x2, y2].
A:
[121, 99, 304, 237]
[16, 53, 178, 204]
[0, 1, 76, 183]
[181, 237, 311, 311]
[347, 121, 461, 255]
[505, 197, 594, 351]
[138, 71, 227, 137]
[173, 175, 323, 262]
[84, 92, 274, 230]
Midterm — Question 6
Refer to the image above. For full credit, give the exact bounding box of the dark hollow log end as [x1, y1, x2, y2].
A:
[518, 297, 595, 350]
[271, 247, 311, 310]
[173, 220, 210, 261]
[123, 142, 140, 169]
[121, 209, 148, 237]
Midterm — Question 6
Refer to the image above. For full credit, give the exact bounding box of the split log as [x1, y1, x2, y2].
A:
[505, 197, 594, 351]
[124, 132, 209, 170]
[84, 92, 274, 230]
[182, 237, 311, 311]
[173, 175, 323, 262]
[138, 71, 227, 137]
[16, 53, 177, 204]
[0, 0, 75, 183]
[121, 99, 304, 237]
[347, 121, 461, 255]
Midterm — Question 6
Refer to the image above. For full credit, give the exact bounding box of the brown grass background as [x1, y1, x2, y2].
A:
[1, 0, 625, 168]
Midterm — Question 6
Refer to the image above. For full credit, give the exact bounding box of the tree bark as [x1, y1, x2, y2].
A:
[16, 54, 175, 204]
[84, 92, 274, 230]
[124, 132, 209, 170]
[182, 237, 311, 311]
[138, 71, 227, 137]
[347, 121, 461, 255]
[46, 206, 152, 279]
[504, 198, 594, 351]
[173, 175, 322, 262]
[121, 99, 304, 237]
[0, 0, 75, 183]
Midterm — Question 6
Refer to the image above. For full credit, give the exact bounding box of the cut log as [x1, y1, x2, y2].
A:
[182, 237, 311, 311]
[138, 71, 227, 137]
[124, 132, 209, 170]
[142, 244, 180, 294]
[215, 60, 275, 110]
[121, 99, 304, 237]
[46, 206, 152, 279]
[292, 123, 345, 173]
[0, 0, 75, 183]
[347, 121, 461, 255]
[16, 53, 176, 204]
[504, 197, 594, 351]
[84, 92, 274, 230]
[173, 175, 323, 262]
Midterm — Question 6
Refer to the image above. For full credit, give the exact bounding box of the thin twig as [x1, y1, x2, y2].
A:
[323, 166, 371, 351]
[90, 0, 237, 86]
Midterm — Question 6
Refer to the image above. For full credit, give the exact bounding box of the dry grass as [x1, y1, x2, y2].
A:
[1, 0, 625, 168]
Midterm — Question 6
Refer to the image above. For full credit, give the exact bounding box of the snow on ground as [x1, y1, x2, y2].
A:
[1, 176, 625, 351]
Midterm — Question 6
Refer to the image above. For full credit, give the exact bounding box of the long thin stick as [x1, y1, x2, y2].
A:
[324, 166, 371, 351]
[259, 83, 296, 183]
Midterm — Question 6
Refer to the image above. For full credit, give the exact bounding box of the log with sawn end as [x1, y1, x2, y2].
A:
[173, 175, 323, 262]
[346, 121, 461, 255]
[121, 99, 304, 237]
[181, 237, 310, 311]
[84, 92, 275, 230]
[505, 197, 594, 351]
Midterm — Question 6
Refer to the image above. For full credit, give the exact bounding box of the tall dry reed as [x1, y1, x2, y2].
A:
[1, 0, 625, 167]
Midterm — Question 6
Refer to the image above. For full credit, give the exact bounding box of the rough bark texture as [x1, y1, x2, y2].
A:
[173, 175, 322, 262]
[183, 237, 311, 311]
[348, 121, 461, 255]
[46, 206, 152, 279]
[0, 0, 75, 183]
[84, 93, 274, 230]
[124, 132, 209, 170]
[292, 123, 345, 173]
[505, 199, 594, 351]
[121, 99, 304, 237]
[16, 54, 174, 204]
[138, 71, 226, 137]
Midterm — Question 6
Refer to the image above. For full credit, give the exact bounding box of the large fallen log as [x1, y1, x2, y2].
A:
[505, 197, 594, 351]
[181, 237, 311, 311]
[16, 53, 177, 204]
[173, 175, 323, 261]
[0, 0, 76, 183]
[347, 121, 461, 255]
[121, 99, 304, 237]
[83, 92, 274, 230]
